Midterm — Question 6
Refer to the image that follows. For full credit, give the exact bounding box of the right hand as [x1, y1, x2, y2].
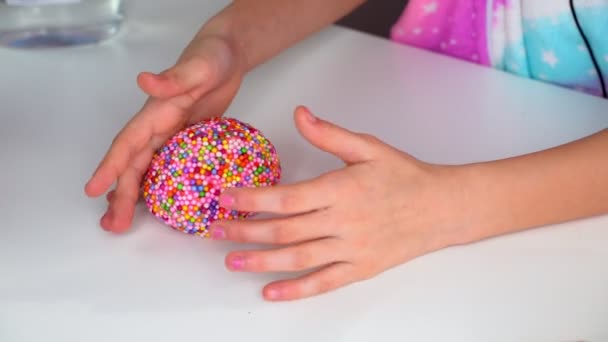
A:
[84, 35, 246, 233]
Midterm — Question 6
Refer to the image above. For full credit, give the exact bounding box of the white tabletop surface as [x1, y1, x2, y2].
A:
[1, 1, 608, 341]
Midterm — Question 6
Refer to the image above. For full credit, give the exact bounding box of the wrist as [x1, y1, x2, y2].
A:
[185, 15, 249, 75]
[430, 162, 496, 248]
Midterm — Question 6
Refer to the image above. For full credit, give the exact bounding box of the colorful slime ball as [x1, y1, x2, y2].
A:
[142, 117, 281, 237]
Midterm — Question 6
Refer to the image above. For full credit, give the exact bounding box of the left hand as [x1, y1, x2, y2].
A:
[210, 106, 473, 301]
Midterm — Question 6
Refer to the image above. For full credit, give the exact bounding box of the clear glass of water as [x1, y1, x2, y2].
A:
[0, 0, 125, 48]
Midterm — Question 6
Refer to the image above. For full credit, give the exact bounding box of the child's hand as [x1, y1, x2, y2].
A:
[85, 35, 246, 232]
[210, 106, 472, 301]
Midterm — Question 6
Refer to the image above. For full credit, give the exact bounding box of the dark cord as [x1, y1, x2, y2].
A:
[570, 0, 607, 98]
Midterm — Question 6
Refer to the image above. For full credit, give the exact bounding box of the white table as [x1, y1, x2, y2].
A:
[1, 1, 607, 341]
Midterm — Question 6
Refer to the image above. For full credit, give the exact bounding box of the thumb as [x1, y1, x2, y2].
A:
[293, 106, 379, 164]
[137, 38, 235, 100]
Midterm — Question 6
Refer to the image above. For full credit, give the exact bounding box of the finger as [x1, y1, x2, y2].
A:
[100, 147, 152, 232]
[84, 96, 188, 198]
[100, 166, 141, 233]
[262, 262, 358, 301]
[137, 57, 214, 99]
[209, 210, 335, 244]
[218, 173, 337, 214]
[104, 147, 152, 205]
[225, 238, 341, 273]
[85, 113, 153, 198]
[293, 106, 381, 164]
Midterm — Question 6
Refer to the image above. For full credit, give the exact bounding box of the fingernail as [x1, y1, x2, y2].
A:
[219, 194, 235, 208]
[230, 256, 246, 271]
[100, 213, 112, 231]
[156, 73, 170, 81]
[210, 226, 226, 240]
[266, 288, 281, 300]
[301, 106, 318, 124]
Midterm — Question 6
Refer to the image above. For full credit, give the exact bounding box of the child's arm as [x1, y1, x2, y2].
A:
[203, 0, 366, 72]
[210, 108, 608, 301]
[456, 128, 608, 245]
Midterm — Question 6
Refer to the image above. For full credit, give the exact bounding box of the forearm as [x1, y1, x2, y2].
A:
[457, 128, 608, 244]
[197, 0, 366, 71]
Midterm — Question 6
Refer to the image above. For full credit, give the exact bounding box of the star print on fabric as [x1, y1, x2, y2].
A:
[412, 27, 423, 35]
[423, 1, 438, 15]
[542, 50, 559, 68]
[605, 55, 608, 64]
[578, 44, 587, 52]
[588, 68, 598, 76]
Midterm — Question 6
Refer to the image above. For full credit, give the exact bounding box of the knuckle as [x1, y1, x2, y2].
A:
[271, 224, 293, 245]
[357, 133, 380, 145]
[282, 283, 303, 300]
[317, 277, 337, 294]
[292, 248, 313, 270]
[277, 192, 298, 212]
[249, 253, 268, 272]
[357, 270, 375, 282]
[237, 191, 258, 211]
[355, 262, 379, 281]
[225, 225, 245, 242]
[343, 171, 370, 196]
[352, 237, 371, 251]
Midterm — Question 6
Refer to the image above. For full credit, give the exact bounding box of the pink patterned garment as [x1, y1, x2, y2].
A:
[391, 0, 493, 66]
[390, 0, 608, 98]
